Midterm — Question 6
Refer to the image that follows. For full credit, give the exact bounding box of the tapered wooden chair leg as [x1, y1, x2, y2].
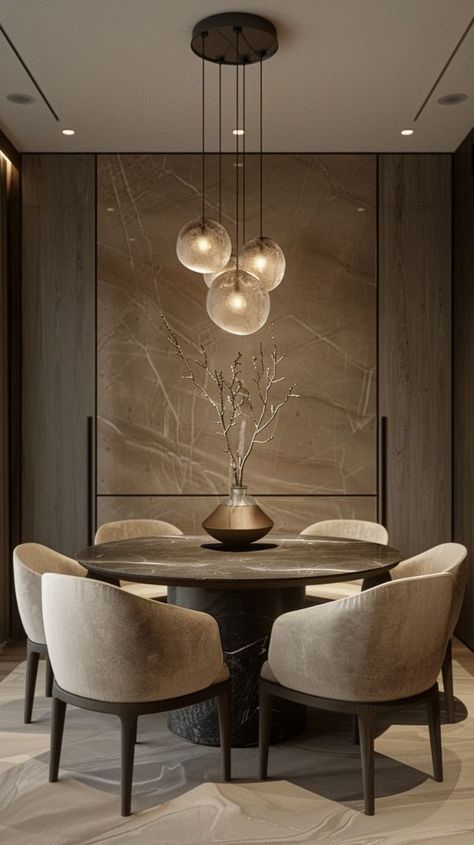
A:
[352, 714, 360, 744]
[426, 684, 443, 781]
[49, 696, 67, 782]
[120, 714, 137, 816]
[442, 639, 454, 723]
[24, 643, 40, 724]
[45, 654, 54, 698]
[258, 685, 272, 780]
[358, 708, 375, 815]
[217, 686, 232, 781]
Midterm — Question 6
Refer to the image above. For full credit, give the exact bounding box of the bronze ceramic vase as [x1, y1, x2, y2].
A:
[202, 485, 274, 548]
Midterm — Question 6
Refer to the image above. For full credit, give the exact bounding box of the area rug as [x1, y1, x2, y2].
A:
[0, 644, 473, 844]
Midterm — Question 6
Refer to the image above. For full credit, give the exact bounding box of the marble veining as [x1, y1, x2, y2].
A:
[97, 153, 376, 497]
[76, 535, 401, 585]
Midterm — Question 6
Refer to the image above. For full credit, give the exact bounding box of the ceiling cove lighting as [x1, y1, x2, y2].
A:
[401, 129, 414, 136]
[176, 12, 284, 335]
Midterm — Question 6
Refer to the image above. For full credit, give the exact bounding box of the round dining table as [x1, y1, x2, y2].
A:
[76, 534, 402, 747]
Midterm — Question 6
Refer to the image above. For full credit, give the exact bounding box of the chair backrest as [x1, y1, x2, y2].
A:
[269, 571, 454, 702]
[95, 519, 183, 544]
[390, 542, 467, 637]
[42, 574, 224, 703]
[13, 543, 86, 645]
[300, 519, 388, 545]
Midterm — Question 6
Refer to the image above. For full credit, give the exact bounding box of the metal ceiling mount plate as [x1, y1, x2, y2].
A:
[191, 12, 278, 65]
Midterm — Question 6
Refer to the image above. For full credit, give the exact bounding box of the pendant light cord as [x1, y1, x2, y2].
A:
[218, 61, 222, 224]
[201, 34, 205, 221]
[259, 56, 263, 239]
[235, 28, 240, 269]
[242, 61, 246, 245]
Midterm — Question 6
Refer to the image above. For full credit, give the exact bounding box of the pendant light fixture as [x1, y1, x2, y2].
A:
[176, 34, 231, 274]
[239, 57, 286, 291]
[177, 12, 283, 334]
[203, 61, 237, 288]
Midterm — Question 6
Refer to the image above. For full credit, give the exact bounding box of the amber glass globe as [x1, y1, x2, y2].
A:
[203, 254, 237, 288]
[239, 236, 286, 291]
[206, 269, 270, 335]
[176, 217, 232, 274]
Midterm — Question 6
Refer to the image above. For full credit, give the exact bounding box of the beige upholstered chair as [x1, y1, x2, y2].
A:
[259, 572, 454, 815]
[42, 574, 231, 816]
[13, 543, 86, 723]
[390, 543, 467, 722]
[301, 519, 389, 602]
[95, 519, 183, 601]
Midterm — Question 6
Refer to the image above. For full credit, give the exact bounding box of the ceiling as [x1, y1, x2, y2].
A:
[0, 0, 473, 153]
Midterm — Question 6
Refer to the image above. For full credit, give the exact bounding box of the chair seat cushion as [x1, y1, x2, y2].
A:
[306, 580, 362, 601]
[120, 582, 167, 600]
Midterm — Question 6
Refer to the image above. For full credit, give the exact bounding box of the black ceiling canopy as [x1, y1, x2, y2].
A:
[191, 12, 278, 65]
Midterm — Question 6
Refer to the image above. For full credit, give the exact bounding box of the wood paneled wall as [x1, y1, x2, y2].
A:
[21, 155, 95, 560]
[0, 146, 20, 642]
[378, 154, 452, 558]
[453, 130, 474, 649]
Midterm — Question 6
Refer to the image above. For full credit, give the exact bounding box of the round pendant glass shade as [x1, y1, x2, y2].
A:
[203, 254, 237, 288]
[206, 269, 270, 335]
[239, 236, 286, 291]
[176, 217, 232, 274]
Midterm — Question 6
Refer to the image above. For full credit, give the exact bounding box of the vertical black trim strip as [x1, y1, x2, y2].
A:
[94, 155, 98, 539]
[376, 154, 380, 523]
[87, 416, 94, 545]
[451, 150, 455, 543]
[380, 416, 388, 528]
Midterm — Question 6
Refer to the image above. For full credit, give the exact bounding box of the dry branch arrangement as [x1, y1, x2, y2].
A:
[161, 315, 299, 487]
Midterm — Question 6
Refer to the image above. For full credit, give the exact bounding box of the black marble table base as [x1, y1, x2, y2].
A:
[167, 586, 306, 747]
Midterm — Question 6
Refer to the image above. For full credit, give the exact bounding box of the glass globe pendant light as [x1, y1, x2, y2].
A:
[239, 58, 285, 291]
[176, 218, 231, 274]
[240, 235, 286, 291]
[207, 268, 270, 335]
[176, 34, 231, 274]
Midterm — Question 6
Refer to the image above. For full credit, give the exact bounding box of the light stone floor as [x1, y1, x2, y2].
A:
[0, 641, 473, 845]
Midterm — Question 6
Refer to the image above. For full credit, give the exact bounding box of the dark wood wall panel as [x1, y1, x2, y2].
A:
[379, 154, 452, 558]
[453, 129, 474, 649]
[0, 150, 21, 640]
[21, 154, 95, 558]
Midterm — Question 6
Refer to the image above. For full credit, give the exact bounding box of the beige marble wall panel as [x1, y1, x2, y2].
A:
[98, 154, 376, 495]
[96, 496, 377, 536]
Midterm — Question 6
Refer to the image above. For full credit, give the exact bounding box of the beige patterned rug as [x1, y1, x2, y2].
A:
[0, 642, 473, 844]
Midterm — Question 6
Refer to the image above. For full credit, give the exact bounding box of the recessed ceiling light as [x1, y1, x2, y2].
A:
[401, 129, 414, 136]
[106, 207, 115, 212]
[232, 129, 244, 135]
[437, 93, 467, 106]
[6, 92, 35, 105]
[62, 128, 75, 136]
[357, 207, 365, 212]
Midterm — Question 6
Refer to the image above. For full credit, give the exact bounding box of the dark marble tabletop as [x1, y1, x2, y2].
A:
[76, 535, 402, 590]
